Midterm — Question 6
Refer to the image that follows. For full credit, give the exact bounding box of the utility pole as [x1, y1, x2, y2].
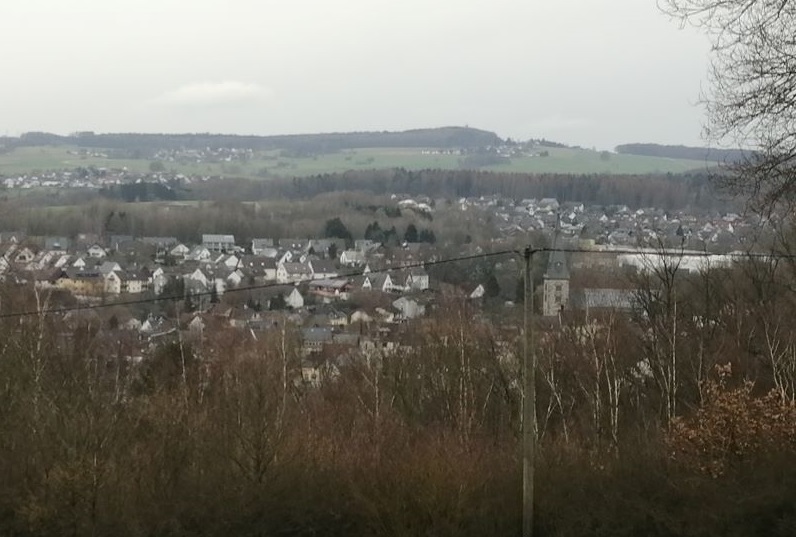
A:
[522, 247, 536, 537]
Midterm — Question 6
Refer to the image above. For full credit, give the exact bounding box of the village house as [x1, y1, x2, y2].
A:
[301, 327, 334, 354]
[14, 247, 36, 265]
[350, 310, 374, 324]
[87, 244, 107, 258]
[310, 238, 345, 257]
[353, 273, 393, 293]
[56, 269, 104, 296]
[170, 243, 190, 258]
[141, 236, 178, 249]
[104, 271, 122, 295]
[105, 269, 149, 295]
[98, 261, 122, 276]
[308, 279, 351, 301]
[392, 296, 426, 319]
[215, 253, 241, 270]
[391, 267, 430, 291]
[276, 262, 312, 284]
[185, 246, 212, 262]
[258, 285, 305, 310]
[339, 249, 366, 267]
[239, 255, 277, 281]
[251, 238, 275, 256]
[202, 234, 236, 252]
[469, 284, 486, 299]
[183, 267, 210, 293]
[308, 259, 339, 280]
[280, 238, 310, 252]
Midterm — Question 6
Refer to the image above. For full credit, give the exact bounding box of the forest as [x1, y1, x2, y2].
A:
[92, 169, 731, 212]
[1, 250, 796, 536]
[615, 143, 749, 164]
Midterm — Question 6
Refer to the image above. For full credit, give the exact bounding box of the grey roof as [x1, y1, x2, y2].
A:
[202, 234, 235, 243]
[545, 250, 569, 280]
[141, 236, 179, 247]
[545, 229, 570, 280]
[309, 278, 349, 289]
[251, 238, 275, 248]
[44, 237, 70, 250]
[310, 259, 338, 274]
[283, 262, 311, 275]
[280, 238, 310, 250]
[302, 326, 334, 343]
[570, 289, 636, 311]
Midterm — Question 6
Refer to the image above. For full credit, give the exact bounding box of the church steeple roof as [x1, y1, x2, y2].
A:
[545, 213, 569, 280]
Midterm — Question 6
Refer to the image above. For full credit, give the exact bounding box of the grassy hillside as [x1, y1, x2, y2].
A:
[0, 145, 712, 178]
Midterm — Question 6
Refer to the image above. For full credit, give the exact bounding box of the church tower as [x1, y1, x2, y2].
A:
[543, 220, 570, 317]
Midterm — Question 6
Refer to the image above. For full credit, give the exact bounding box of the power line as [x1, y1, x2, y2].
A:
[0, 249, 517, 321]
[1, 244, 793, 321]
[530, 246, 796, 259]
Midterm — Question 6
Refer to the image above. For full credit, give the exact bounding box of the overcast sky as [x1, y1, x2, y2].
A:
[0, 0, 711, 149]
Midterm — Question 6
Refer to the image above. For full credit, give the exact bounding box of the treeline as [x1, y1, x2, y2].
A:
[100, 182, 179, 202]
[616, 143, 750, 163]
[188, 168, 732, 211]
[0, 192, 494, 246]
[2, 254, 796, 535]
[11, 127, 502, 155]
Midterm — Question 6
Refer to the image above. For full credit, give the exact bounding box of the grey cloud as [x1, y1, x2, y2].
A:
[149, 82, 273, 107]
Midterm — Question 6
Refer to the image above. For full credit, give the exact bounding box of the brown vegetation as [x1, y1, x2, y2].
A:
[2, 253, 796, 535]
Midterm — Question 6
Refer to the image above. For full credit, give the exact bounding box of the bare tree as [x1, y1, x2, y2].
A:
[631, 242, 684, 424]
[661, 0, 796, 211]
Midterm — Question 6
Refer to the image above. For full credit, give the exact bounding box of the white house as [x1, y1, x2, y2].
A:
[14, 247, 36, 264]
[217, 254, 240, 270]
[357, 273, 392, 292]
[54, 254, 71, 269]
[393, 297, 426, 319]
[469, 284, 485, 299]
[276, 262, 312, 284]
[286, 287, 304, 309]
[350, 310, 374, 324]
[104, 271, 122, 294]
[407, 268, 429, 290]
[276, 250, 293, 264]
[202, 234, 235, 252]
[226, 269, 244, 288]
[185, 246, 212, 262]
[251, 238, 275, 256]
[184, 268, 210, 289]
[98, 261, 122, 276]
[170, 243, 190, 257]
[105, 270, 148, 295]
[122, 271, 148, 294]
[151, 267, 168, 295]
[340, 249, 366, 267]
[87, 244, 107, 258]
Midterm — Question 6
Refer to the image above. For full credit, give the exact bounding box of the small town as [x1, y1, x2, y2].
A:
[0, 192, 760, 390]
[2, 0, 795, 534]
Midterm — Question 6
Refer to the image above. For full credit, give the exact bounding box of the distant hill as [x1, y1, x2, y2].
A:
[615, 143, 750, 164]
[14, 127, 503, 154]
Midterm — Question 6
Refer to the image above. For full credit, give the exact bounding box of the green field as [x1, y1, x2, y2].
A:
[0, 145, 712, 179]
